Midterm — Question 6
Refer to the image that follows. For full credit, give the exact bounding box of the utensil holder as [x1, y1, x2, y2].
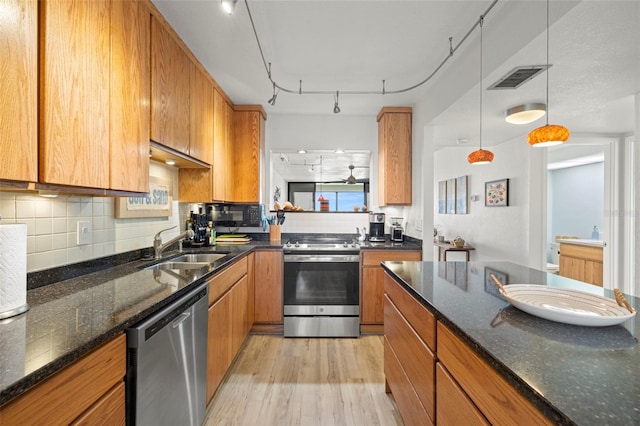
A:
[269, 225, 281, 242]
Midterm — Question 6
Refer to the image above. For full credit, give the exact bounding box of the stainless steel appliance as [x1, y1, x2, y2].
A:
[283, 239, 360, 337]
[368, 212, 386, 242]
[391, 217, 404, 242]
[126, 282, 209, 426]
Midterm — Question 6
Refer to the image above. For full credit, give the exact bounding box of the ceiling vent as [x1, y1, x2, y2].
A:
[487, 65, 549, 90]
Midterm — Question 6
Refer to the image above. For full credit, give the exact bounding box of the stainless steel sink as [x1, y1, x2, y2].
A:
[146, 261, 212, 271]
[170, 253, 229, 263]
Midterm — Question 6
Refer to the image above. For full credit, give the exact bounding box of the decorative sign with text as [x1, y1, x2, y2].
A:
[115, 176, 173, 218]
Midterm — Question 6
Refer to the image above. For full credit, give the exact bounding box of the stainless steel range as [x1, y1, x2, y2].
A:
[283, 238, 360, 337]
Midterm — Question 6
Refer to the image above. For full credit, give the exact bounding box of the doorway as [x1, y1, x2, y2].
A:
[545, 138, 617, 289]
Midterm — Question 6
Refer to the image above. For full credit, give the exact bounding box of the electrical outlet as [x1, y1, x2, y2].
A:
[77, 221, 92, 245]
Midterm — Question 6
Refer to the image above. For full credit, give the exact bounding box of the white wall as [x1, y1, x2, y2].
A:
[549, 162, 604, 240]
[433, 138, 538, 267]
[0, 163, 182, 273]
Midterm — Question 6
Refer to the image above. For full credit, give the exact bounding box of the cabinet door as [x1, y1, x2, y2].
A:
[207, 291, 233, 403]
[212, 89, 228, 201]
[0, 0, 37, 182]
[40, 0, 110, 188]
[150, 16, 190, 154]
[232, 109, 263, 202]
[377, 108, 412, 206]
[110, 0, 149, 192]
[224, 100, 235, 200]
[254, 250, 283, 323]
[231, 275, 249, 355]
[246, 252, 255, 333]
[189, 63, 214, 164]
[362, 267, 385, 324]
[559, 256, 585, 282]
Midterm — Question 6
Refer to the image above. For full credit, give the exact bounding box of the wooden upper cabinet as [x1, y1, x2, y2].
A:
[377, 107, 412, 206]
[151, 16, 190, 154]
[212, 89, 229, 201]
[233, 106, 265, 203]
[40, 0, 110, 188]
[0, 0, 37, 183]
[224, 100, 235, 200]
[110, 0, 150, 192]
[189, 63, 214, 164]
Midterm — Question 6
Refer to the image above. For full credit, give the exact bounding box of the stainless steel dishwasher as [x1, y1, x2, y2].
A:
[126, 282, 208, 426]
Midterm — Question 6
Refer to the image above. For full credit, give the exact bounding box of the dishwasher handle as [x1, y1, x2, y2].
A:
[172, 312, 191, 328]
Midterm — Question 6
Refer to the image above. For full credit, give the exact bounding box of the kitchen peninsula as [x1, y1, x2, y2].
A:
[382, 261, 639, 425]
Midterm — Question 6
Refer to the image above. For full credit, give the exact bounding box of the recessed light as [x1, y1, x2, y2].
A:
[335, 149, 345, 154]
[165, 159, 176, 166]
[297, 149, 307, 154]
[505, 103, 546, 124]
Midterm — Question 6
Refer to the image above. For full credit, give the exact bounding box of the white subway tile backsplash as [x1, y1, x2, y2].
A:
[92, 202, 104, 217]
[35, 235, 53, 253]
[0, 198, 16, 219]
[52, 218, 67, 234]
[51, 199, 68, 217]
[16, 200, 35, 218]
[52, 234, 67, 250]
[26, 236, 35, 254]
[35, 218, 53, 235]
[35, 198, 53, 218]
[67, 202, 81, 217]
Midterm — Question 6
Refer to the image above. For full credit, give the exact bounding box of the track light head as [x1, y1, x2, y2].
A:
[333, 91, 341, 114]
[267, 94, 277, 106]
[221, 0, 238, 15]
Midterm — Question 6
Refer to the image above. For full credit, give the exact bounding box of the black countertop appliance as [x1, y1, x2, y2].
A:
[368, 212, 385, 242]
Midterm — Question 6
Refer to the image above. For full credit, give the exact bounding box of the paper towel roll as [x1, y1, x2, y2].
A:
[0, 224, 29, 319]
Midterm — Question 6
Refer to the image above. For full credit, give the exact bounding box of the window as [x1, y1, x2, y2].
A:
[289, 182, 368, 212]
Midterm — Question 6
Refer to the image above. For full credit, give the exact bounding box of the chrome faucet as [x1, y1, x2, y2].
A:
[153, 226, 195, 259]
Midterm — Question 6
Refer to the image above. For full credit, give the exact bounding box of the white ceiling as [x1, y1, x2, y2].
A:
[152, 0, 640, 154]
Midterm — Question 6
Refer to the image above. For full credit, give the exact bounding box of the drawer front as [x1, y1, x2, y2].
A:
[385, 295, 435, 422]
[71, 382, 126, 426]
[437, 323, 552, 426]
[559, 243, 602, 262]
[384, 272, 436, 351]
[1, 334, 126, 425]
[208, 255, 248, 306]
[384, 338, 432, 426]
[436, 363, 489, 426]
[361, 249, 421, 266]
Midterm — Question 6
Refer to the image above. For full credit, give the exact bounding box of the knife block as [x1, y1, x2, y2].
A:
[269, 225, 281, 242]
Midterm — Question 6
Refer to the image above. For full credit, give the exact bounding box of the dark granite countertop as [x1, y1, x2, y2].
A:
[0, 243, 282, 406]
[382, 261, 639, 426]
[0, 235, 420, 407]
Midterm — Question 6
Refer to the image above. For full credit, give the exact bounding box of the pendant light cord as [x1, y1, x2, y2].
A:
[479, 16, 484, 150]
[545, 0, 550, 126]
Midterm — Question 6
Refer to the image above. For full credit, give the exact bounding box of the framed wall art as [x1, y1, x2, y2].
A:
[437, 180, 446, 214]
[485, 178, 509, 207]
[456, 175, 468, 214]
[446, 178, 456, 214]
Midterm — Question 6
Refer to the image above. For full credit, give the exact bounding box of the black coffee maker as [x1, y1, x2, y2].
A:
[368, 212, 386, 242]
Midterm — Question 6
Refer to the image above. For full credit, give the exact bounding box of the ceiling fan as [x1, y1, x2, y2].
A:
[343, 164, 369, 184]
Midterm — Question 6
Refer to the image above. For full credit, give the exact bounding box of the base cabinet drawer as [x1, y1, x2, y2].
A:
[436, 363, 488, 426]
[384, 338, 432, 426]
[437, 323, 552, 425]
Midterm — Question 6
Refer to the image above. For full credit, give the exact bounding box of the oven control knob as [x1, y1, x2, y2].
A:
[285, 242, 291, 247]
[295, 241, 300, 247]
[343, 242, 348, 248]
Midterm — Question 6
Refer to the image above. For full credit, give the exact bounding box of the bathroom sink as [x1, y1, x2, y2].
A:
[170, 253, 229, 263]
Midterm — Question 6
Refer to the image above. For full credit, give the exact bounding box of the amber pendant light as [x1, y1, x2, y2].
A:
[527, 0, 569, 147]
[468, 16, 494, 165]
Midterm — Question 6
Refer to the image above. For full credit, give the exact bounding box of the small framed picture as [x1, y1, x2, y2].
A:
[446, 178, 456, 214]
[438, 180, 446, 214]
[456, 175, 468, 214]
[485, 178, 509, 207]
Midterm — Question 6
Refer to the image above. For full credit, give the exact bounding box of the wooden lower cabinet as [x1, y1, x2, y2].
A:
[558, 242, 603, 286]
[436, 363, 488, 426]
[206, 256, 250, 403]
[384, 271, 552, 426]
[384, 294, 435, 424]
[361, 249, 421, 330]
[0, 335, 126, 425]
[253, 249, 283, 326]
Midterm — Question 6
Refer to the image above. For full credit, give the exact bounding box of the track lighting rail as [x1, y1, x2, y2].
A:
[242, 0, 499, 97]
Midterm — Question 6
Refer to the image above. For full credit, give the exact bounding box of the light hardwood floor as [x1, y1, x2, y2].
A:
[205, 335, 404, 426]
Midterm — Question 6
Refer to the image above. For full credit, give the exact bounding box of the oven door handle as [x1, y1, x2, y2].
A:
[284, 254, 360, 263]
